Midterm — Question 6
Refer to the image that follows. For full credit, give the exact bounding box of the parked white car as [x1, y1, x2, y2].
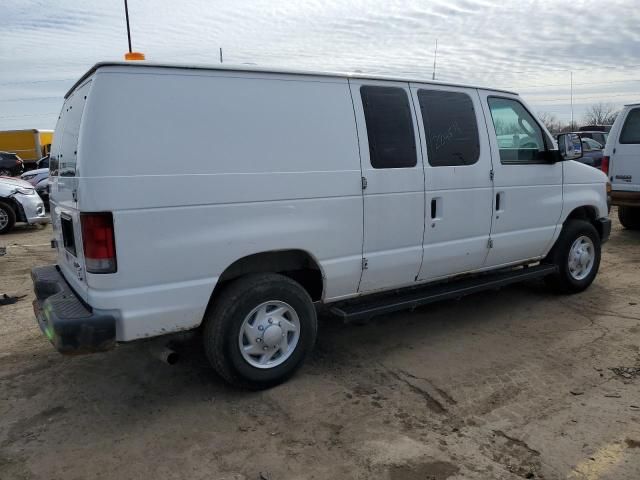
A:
[32, 62, 610, 388]
[0, 176, 48, 234]
[602, 103, 640, 229]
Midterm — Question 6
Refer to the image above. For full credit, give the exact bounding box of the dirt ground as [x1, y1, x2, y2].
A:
[1, 214, 639, 480]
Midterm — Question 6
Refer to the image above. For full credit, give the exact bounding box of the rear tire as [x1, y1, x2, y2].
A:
[0, 201, 16, 234]
[203, 273, 317, 389]
[544, 219, 601, 294]
[618, 206, 640, 230]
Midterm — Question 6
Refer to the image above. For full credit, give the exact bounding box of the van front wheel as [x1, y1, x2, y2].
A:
[544, 219, 601, 294]
[618, 206, 640, 230]
[203, 273, 317, 389]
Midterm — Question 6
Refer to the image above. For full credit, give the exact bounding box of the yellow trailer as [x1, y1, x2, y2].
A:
[0, 129, 54, 165]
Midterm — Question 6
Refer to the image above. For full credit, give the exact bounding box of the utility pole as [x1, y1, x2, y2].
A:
[432, 39, 438, 81]
[219, 47, 223, 64]
[570, 71, 574, 129]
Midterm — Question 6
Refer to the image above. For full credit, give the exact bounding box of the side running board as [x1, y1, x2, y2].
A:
[330, 264, 558, 322]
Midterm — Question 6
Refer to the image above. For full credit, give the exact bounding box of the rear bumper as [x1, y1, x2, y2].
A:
[31, 265, 116, 354]
[611, 190, 640, 207]
[597, 217, 612, 244]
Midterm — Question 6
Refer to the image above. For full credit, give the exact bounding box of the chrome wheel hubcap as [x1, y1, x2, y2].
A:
[568, 235, 595, 281]
[0, 208, 8, 230]
[238, 300, 300, 369]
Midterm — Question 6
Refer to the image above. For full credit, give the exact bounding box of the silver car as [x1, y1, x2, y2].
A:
[21, 167, 49, 187]
[0, 176, 49, 234]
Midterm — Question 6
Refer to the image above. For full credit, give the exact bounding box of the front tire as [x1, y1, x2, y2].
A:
[544, 219, 601, 294]
[0, 201, 16, 234]
[618, 206, 640, 230]
[203, 273, 317, 389]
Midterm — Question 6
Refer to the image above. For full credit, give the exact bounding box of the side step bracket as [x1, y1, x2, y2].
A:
[330, 264, 558, 322]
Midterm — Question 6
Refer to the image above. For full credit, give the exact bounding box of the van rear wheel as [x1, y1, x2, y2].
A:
[544, 219, 601, 294]
[203, 273, 317, 389]
[618, 206, 640, 230]
[0, 201, 16, 234]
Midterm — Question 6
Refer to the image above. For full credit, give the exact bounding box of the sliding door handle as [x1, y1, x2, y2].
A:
[430, 197, 442, 223]
[495, 192, 505, 212]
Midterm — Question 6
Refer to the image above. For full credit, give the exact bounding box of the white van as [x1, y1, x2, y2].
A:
[32, 62, 610, 388]
[603, 103, 640, 229]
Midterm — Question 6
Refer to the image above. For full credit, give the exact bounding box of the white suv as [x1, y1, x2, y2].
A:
[603, 103, 640, 229]
[32, 62, 610, 388]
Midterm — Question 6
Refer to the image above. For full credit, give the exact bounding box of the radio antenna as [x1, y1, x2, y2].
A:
[123, 0, 145, 60]
[432, 39, 438, 81]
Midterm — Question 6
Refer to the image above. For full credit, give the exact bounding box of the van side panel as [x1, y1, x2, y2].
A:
[78, 68, 364, 341]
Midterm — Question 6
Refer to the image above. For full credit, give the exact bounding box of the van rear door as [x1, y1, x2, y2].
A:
[49, 80, 91, 299]
[610, 107, 640, 193]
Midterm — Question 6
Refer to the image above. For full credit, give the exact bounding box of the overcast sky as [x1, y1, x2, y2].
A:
[1, 0, 639, 130]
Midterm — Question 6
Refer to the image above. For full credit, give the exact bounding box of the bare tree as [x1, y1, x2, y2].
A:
[582, 103, 619, 126]
[537, 111, 564, 134]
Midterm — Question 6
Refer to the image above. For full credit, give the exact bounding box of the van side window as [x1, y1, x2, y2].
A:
[360, 86, 417, 168]
[418, 90, 480, 166]
[620, 108, 640, 144]
[487, 97, 546, 164]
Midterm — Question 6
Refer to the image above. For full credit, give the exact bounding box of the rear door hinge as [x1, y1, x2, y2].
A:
[361, 176, 368, 190]
[487, 238, 494, 249]
[362, 257, 369, 270]
[489, 169, 494, 181]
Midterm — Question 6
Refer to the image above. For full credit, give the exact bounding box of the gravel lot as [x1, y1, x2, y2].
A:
[1, 215, 639, 480]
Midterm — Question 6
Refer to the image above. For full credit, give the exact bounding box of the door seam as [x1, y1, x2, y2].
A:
[475, 88, 497, 267]
[347, 79, 367, 293]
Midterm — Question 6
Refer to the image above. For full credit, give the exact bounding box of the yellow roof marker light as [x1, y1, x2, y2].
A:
[122, 1, 145, 61]
[124, 52, 145, 61]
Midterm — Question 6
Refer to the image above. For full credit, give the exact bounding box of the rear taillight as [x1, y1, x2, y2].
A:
[80, 212, 117, 273]
[601, 156, 610, 175]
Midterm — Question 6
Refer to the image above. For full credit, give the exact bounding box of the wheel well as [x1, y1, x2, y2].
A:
[214, 250, 324, 302]
[565, 206, 603, 238]
[0, 197, 23, 222]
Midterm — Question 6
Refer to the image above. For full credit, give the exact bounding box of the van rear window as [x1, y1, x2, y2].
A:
[50, 82, 91, 177]
[360, 86, 417, 169]
[418, 90, 480, 167]
[620, 108, 640, 144]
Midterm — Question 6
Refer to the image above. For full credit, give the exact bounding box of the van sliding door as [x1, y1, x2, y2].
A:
[349, 79, 426, 293]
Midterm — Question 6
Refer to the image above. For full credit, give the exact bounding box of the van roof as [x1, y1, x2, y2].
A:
[66, 61, 519, 98]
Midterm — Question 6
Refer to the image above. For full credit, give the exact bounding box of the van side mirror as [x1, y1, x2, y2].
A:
[556, 133, 583, 161]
